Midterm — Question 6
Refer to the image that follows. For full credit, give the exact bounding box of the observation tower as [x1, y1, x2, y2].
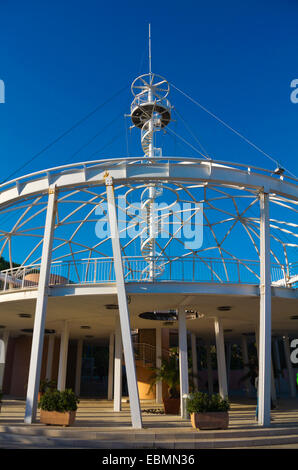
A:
[0, 27, 297, 430]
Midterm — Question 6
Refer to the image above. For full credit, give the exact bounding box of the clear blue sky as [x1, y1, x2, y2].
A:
[0, 0, 298, 180]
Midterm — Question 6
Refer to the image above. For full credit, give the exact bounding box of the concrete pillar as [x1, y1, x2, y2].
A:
[155, 327, 163, 404]
[214, 317, 228, 398]
[191, 333, 199, 391]
[114, 319, 122, 412]
[45, 334, 55, 381]
[0, 330, 9, 390]
[258, 191, 272, 426]
[283, 334, 296, 398]
[24, 188, 56, 424]
[57, 321, 69, 391]
[178, 307, 189, 418]
[206, 338, 213, 395]
[75, 339, 83, 396]
[105, 175, 142, 428]
[107, 332, 115, 400]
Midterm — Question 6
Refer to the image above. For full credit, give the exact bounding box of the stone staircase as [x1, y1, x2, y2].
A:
[1, 423, 298, 448]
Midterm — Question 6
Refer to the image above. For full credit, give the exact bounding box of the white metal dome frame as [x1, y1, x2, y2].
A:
[0, 155, 297, 429]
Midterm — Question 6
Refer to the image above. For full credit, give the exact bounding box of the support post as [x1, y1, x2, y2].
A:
[258, 191, 272, 426]
[0, 330, 9, 390]
[178, 307, 189, 418]
[214, 317, 228, 398]
[57, 320, 69, 391]
[155, 327, 162, 404]
[283, 334, 296, 398]
[114, 318, 122, 411]
[45, 334, 55, 381]
[24, 188, 56, 424]
[105, 173, 142, 429]
[108, 332, 115, 400]
[75, 339, 83, 396]
[191, 333, 199, 391]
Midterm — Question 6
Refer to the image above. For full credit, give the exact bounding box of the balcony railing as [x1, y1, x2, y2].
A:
[0, 256, 296, 293]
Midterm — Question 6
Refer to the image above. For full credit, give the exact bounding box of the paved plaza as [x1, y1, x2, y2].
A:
[0, 397, 298, 448]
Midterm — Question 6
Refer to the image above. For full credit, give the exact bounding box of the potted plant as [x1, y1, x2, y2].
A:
[186, 392, 230, 430]
[38, 388, 79, 426]
[149, 348, 180, 414]
[38, 379, 57, 401]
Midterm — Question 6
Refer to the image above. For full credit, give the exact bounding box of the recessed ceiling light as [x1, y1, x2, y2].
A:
[80, 325, 91, 329]
[217, 306, 232, 311]
[224, 329, 233, 333]
[105, 304, 119, 310]
[85, 335, 94, 338]
[104, 297, 130, 310]
[18, 313, 32, 318]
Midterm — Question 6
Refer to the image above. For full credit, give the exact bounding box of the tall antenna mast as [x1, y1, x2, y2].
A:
[148, 23, 152, 75]
[129, 29, 172, 279]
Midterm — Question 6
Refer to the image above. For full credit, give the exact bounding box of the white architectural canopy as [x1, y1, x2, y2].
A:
[0, 59, 297, 428]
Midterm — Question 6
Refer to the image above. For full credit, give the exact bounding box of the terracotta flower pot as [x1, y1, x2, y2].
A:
[163, 397, 180, 415]
[40, 409, 76, 426]
[191, 411, 229, 430]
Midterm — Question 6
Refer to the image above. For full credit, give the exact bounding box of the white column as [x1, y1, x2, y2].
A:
[283, 335, 296, 398]
[107, 332, 114, 400]
[75, 339, 83, 396]
[24, 188, 56, 424]
[191, 333, 199, 391]
[206, 338, 213, 395]
[0, 330, 9, 390]
[214, 317, 228, 398]
[258, 192, 272, 426]
[241, 335, 252, 395]
[57, 321, 69, 391]
[114, 319, 122, 412]
[45, 334, 55, 381]
[178, 307, 189, 418]
[155, 327, 162, 404]
[105, 175, 142, 429]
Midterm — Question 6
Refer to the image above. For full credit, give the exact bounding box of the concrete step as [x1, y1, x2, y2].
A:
[1, 424, 298, 441]
[1, 431, 298, 449]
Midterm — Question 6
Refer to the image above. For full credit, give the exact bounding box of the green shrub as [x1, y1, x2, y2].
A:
[186, 392, 230, 414]
[39, 379, 57, 394]
[149, 348, 180, 399]
[38, 389, 79, 412]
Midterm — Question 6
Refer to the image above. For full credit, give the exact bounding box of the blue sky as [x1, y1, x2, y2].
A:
[0, 0, 298, 180]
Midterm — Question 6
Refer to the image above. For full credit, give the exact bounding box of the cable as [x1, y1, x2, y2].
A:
[166, 126, 210, 159]
[1, 84, 129, 184]
[171, 82, 297, 178]
[64, 111, 125, 165]
[86, 131, 124, 159]
[172, 107, 212, 160]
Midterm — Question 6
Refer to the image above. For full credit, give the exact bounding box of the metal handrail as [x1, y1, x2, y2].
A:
[0, 256, 296, 292]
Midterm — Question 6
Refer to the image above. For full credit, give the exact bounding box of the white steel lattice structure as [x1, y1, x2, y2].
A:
[0, 60, 297, 429]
